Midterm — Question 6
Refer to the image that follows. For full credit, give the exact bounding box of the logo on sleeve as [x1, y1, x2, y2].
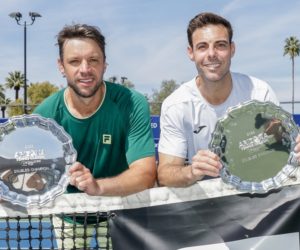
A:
[193, 125, 207, 134]
[103, 134, 112, 144]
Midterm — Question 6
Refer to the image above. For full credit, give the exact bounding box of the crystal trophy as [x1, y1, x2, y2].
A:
[209, 100, 299, 193]
[0, 114, 77, 207]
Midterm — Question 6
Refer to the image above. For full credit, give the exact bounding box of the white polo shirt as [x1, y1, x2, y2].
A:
[158, 72, 279, 163]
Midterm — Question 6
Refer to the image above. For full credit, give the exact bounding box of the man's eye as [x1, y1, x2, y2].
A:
[69, 60, 80, 66]
[216, 43, 228, 49]
[89, 58, 100, 65]
[197, 45, 207, 50]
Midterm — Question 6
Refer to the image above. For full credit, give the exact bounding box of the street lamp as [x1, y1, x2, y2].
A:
[9, 12, 41, 113]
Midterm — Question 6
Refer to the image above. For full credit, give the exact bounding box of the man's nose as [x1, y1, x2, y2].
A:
[207, 46, 217, 57]
[79, 60, 91, 72]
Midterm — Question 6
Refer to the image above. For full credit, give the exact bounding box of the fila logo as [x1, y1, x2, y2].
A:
[103, 134, 112, 144]
[193, 125, 207, 134]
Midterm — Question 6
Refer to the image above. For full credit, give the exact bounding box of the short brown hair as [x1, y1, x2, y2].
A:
[187, 12, 233, 47]
[57, 24, 106, 60]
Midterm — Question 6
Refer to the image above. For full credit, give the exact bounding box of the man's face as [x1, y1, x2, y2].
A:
[58, 38, 106, 98]
[187, 24, 235, 84]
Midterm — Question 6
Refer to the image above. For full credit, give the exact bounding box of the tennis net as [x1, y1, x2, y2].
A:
[1, 172, 300, 250]
[0, 193, 113, 250]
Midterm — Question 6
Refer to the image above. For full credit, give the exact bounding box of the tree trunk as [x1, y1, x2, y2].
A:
[1, 107, 5, 118]
[292, 57, 295, 115]
[15, 89, 19, 100]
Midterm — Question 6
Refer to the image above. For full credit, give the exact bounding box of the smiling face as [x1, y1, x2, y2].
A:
[188, 24, 235, 85]
[58, 38, 107, 98]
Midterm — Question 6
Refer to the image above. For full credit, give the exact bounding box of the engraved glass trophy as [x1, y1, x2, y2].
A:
[0, 114, 77, 207]
[209, 100, 299, 193]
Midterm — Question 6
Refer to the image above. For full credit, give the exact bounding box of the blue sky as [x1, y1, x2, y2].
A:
[1, 0, 300, 112]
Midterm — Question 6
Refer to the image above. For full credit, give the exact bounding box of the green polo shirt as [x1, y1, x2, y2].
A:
[34, 81, 155, 195]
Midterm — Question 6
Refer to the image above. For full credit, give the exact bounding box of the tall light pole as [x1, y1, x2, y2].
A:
[9, 12, 41, 114]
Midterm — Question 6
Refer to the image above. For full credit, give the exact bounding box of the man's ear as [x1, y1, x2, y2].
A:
[230, 42, 235, 58]
[104, 61, 108, 73]
[187, 46, 195, 61]
[57, 58, 65, 77]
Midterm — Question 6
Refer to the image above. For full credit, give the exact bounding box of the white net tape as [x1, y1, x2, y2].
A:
[1, 167, 300, 217]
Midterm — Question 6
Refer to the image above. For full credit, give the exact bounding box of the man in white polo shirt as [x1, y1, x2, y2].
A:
[157, 12, 300, 187]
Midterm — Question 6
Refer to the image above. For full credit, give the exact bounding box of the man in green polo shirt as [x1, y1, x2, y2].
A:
[34, 23, 156, 249]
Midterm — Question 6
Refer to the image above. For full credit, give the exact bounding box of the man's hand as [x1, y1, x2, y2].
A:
[69, 162, 101, 196]
[190, 150, 222, 179]
[158, 150, 222, 187]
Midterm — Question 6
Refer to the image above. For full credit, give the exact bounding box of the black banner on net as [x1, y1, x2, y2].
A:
[109, 184, 300, 250]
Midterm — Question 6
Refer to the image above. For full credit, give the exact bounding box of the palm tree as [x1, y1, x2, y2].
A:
[109, 76, 117, 83]
[0, 84, 10, 118]
[0, 98, 11, 118]
[283, 36, 300, 114]
[4, 71, 24, 100]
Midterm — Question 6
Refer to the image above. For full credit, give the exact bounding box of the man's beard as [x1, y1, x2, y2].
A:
[67, 80, 102, 98]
